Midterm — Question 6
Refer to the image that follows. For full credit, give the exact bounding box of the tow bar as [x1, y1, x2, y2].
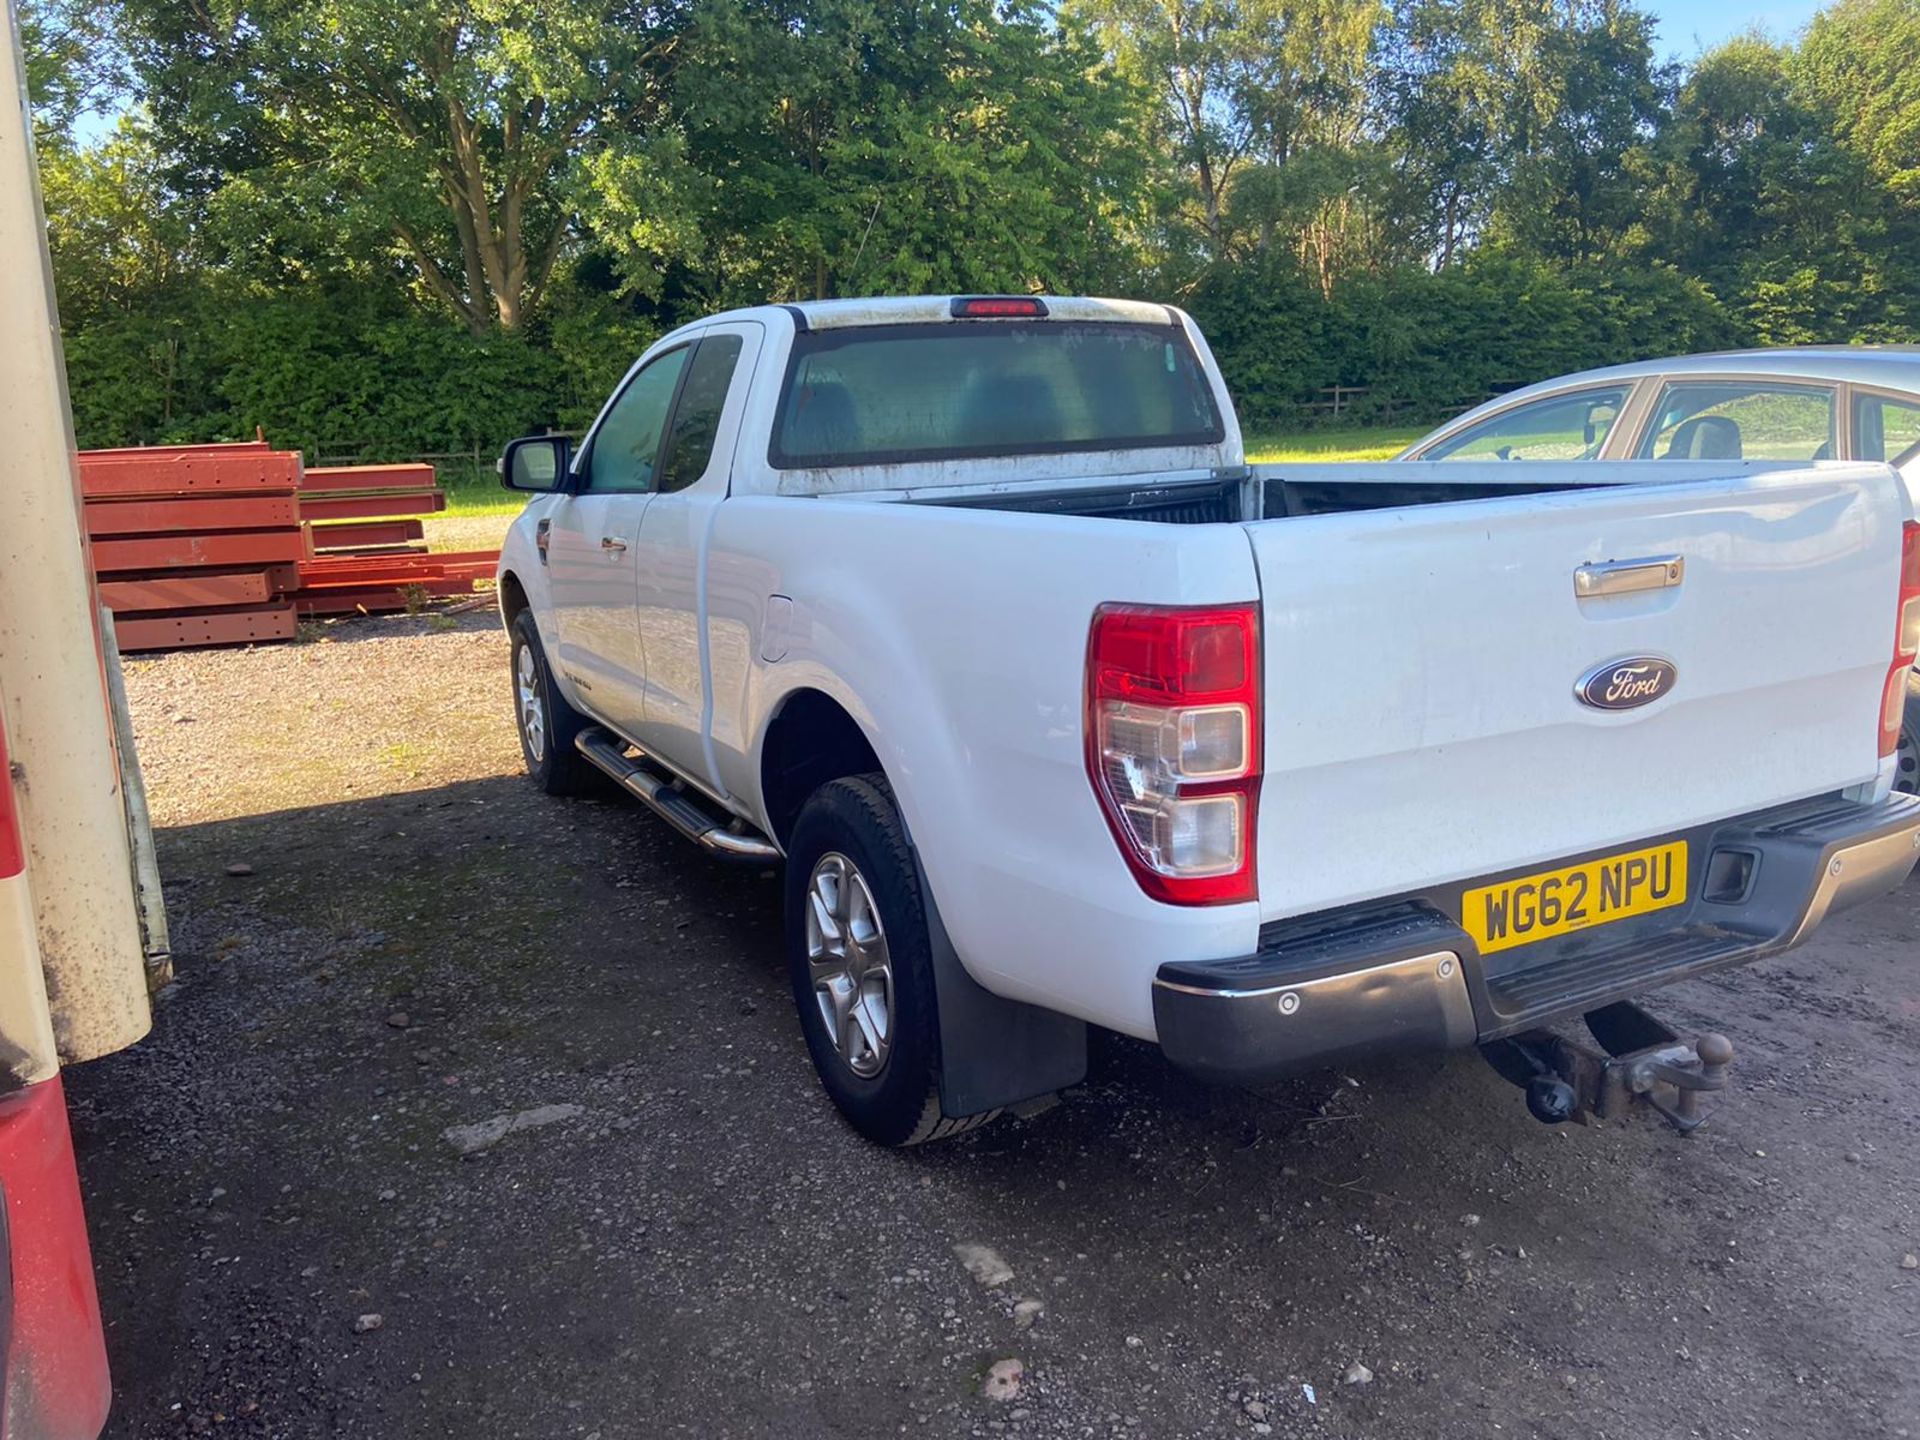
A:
[1480, 1001, 1735, 1134]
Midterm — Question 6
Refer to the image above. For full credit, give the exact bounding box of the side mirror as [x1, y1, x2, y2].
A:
[501, 435, 571, 492]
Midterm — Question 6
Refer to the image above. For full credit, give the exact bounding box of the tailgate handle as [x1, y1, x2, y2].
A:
[1575, 555, 1684, 598]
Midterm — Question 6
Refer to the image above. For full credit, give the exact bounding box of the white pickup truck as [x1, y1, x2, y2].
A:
[495, 295, 1920, 1146]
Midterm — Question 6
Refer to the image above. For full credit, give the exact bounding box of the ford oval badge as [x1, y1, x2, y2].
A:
[1576, 656, 1677, 711]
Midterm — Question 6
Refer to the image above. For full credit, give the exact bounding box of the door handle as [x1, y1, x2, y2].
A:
[600, 536, 628, 554]
[1575, 555, 1684, 598]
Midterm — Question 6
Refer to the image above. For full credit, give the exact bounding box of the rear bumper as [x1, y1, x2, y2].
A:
[1152, 792, 1920, 1086]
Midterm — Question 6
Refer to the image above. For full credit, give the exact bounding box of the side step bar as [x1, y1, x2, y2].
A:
[574, 727, 781, 864]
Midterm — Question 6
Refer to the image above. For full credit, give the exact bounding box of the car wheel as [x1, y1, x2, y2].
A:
[510, 609, 594, 796]
[784, 773, 998, 1146]
[1897, 671, 1920, 796]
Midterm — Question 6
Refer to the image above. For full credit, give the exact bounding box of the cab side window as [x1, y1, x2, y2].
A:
[1853, 392, 1920, 464]
[585, 346, 691, 493]
[657, 335, 745, 493]
[1424, 387, 1630, 461]
[1637, 381, 1835, 462]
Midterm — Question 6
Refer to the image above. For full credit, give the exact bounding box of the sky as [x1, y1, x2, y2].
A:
[1643, 0, 1828, 56]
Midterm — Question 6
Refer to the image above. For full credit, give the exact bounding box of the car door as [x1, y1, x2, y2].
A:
[546, 342, 692, 737]
[629, 321, 763, 791]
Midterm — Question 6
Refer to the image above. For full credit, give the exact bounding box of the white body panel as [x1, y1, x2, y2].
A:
[499, 299, 1910, 1044]
[1244, 462, 1904, 922]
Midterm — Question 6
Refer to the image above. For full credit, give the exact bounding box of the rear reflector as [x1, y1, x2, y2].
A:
[950, 296, 1049, 319]
[1086, 604, 1260, 905]
[1880, 521, 1920, 758]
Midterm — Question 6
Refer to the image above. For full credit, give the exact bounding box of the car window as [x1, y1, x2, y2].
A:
[657, 335, 745, 493]
[1852, 391, 1920, 465]
[1424, 387, 1630, 461]
[585, 346, 691, 493]
[1637, 381, 1835, 462]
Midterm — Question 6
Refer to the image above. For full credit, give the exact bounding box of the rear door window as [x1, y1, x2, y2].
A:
[1852, 391, 1920, 464]
[657, 335, 745, 493]
[1637, 381, 1836, 461]
[1423, 386, 1631, 461]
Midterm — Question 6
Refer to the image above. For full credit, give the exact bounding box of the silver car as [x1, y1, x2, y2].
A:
[1402, 347, 1920, 791]
[1402, 347, 1920, 467]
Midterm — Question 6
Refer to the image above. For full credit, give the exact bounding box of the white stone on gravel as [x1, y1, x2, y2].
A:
[443, 1103, 584, 1156]
[1343, 1361, 1374, 1386]
[353, 1313, 384, 1334]
[982, 1358, 1023, 1402]
[1012, 1298, 1044, 1329]
[953, 1242, 1014, 1287]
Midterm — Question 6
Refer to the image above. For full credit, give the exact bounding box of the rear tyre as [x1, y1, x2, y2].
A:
[510, 609, 594, 796]
[1897, 671, 1920, 796]
[784, 774, 998, 1146]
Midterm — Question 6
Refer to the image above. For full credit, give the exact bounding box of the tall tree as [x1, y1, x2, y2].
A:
[18, 0, 125, 147]
[119, 0, 687, 333]
[637, 0, 1152, 304]
[1067, 0, 1381, 262]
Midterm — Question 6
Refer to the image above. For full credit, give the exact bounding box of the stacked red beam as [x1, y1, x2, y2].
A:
[77, 445, 499, 646]
[291, 462, 492, 616]
[80, 442, 307, 651]
[292, 551, 499, 615]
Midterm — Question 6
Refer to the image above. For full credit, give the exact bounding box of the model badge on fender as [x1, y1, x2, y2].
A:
[1576, 656, 1677, 710]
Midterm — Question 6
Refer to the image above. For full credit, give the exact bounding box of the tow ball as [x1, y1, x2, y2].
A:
[1480, 1001, 1735, 1134]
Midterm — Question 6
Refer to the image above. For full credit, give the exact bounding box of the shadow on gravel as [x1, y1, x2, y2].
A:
[62, 769, 1920, 1439]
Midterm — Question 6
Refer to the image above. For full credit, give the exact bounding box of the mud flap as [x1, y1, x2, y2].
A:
[913, 854, 1087, 1119]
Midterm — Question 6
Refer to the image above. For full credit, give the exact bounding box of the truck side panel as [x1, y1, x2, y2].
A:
[704, 496, 1265, 1037]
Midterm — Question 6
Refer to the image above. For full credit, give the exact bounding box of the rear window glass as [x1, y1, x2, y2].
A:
[770, 321, 1224, 469]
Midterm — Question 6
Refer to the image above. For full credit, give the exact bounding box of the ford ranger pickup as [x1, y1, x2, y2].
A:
[495, 295, 1920, 1145]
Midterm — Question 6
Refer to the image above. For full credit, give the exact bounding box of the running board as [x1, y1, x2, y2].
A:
[574, 727, 781, 864]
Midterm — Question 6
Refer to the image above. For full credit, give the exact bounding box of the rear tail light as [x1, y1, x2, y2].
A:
[1086, 604, 1260, 905]
[1880, 521, 1920, 758]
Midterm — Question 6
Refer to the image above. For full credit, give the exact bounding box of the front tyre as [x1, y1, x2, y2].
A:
[510, 609, 593, 796]
[784, 775, 996, 1146]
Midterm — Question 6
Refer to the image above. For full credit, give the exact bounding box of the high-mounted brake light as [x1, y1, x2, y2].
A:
[1879, 520, 1920, 758]
[950, 296, 1049, 319]
[1086, 603, 1260, 905]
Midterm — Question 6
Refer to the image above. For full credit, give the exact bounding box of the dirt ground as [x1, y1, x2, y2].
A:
[69, 613, 1920, 1439]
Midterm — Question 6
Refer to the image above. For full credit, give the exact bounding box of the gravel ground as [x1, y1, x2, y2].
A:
[68, 616, 1920, 1439]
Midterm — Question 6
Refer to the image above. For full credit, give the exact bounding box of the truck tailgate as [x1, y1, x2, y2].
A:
[1243, 461, 1908, 923]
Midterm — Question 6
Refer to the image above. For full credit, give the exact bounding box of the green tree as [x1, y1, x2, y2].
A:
[119, 0, 687, 333]
[642, 0, 1152, 303]
[1068, 0, 1381, 262]
[17, 0, 124, 147]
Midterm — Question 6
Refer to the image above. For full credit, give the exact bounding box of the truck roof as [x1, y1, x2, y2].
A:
[714, 295, 1181, 333]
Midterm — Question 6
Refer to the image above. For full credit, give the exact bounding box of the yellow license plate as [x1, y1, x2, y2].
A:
[1462, 841, 1688, 955]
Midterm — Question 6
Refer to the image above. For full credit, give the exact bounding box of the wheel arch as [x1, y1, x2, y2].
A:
[757, 686, 885, 849]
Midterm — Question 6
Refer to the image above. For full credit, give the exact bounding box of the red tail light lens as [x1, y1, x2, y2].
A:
[1086, 604, 1260, 905]
[1880, 521, 1920, 758]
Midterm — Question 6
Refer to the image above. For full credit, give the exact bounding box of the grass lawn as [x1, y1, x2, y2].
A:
[1243, 424, 1425, 463]
[440, 460, 527, 518]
